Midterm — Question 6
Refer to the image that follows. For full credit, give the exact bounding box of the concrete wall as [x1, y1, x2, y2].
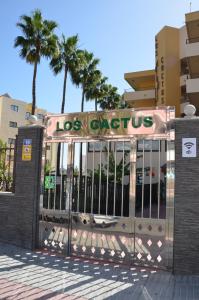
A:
[174, 117, 199, 274]
[0, 126, 43, 249]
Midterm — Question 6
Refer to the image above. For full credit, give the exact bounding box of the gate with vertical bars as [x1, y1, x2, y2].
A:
[39, 107, 175, 270]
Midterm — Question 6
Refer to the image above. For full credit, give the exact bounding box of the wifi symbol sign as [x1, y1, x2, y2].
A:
[184, 142, 194, 150]
[183, 138, 196, 157]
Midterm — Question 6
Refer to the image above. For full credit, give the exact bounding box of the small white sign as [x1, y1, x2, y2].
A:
[182, 138, 197, 157]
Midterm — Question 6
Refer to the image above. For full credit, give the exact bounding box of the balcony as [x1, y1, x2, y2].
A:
[185, 41, 199, 56]
[185, 11, 199, 43]
[180, 74, 190, 86]
[183, 41, 199, 78]
[186, 78, 199, 93]
[186, 78, 199, 110]
[185, 42, 199, 78]
[124, 70, 155, 91]
[124, 89, 156, 108]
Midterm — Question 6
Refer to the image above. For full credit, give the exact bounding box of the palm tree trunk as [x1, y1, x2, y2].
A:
[80, 89, 85, 192]
[95, 98, 97, 111]
[57, 66, 68, 176]
[61, 66, 68, 114]
[81, 89, 85, 112]
[32, 61, 37, 115]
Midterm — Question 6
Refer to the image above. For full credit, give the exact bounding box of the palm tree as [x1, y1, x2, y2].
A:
[85, 72, 108, 111]
[14, 9, 58, 115]
[74, 50, 100, 112]
[98, 84, 121, 110]
[72, 50, 100, 184]
[50, 34, 79, 113]
[50, 35, 80, 175]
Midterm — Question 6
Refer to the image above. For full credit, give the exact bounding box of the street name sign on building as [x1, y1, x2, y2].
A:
[44, 107, 175, 142]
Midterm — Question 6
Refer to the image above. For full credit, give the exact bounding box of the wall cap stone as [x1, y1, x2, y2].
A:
[19, 125, 44, 129]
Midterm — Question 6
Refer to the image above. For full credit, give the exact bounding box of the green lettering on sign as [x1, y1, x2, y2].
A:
[132, 116, 142, 128]
[121, 117, 130, 128]
[111, 118, 120, 129]
[100, 119, 110, 129]
[55, 115, 154, 133]
[73, 120, 82, 131]
[143, 116, 153, 127]
[56, 122, 63, 131]
[64, 121, 72, 131]
[90, 119, 99, 130]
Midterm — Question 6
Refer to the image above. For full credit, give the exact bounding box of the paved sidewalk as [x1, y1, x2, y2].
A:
[0, 243, 199, 299]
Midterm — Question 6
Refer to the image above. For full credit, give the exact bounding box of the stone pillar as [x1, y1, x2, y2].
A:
[0, 125, 43, 250]
[174, 118, 199, 274]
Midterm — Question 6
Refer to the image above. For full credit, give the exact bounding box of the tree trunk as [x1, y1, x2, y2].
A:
[61, 65, 68, 114]
[81, 88, 85, 112]
[32, 61, 37, 115]
[57, 66, 68, 175]
[80, 89, 85, 191]
[95, 98, 97, 111]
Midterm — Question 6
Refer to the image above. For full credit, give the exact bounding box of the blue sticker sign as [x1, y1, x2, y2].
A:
[23, 139, 32, 146]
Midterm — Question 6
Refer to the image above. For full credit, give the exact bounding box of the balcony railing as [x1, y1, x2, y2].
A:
[123, 89, 155, 102]
[186, 37, 199, 44]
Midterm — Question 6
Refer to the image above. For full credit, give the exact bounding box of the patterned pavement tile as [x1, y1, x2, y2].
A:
[1, 242, 199, 300]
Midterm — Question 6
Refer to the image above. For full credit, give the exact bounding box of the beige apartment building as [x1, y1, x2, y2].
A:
[0, 93, 46, 145]
[124, 10, 199, 117]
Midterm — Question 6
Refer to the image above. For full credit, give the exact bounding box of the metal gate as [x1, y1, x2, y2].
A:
[39, 108, 174, 270]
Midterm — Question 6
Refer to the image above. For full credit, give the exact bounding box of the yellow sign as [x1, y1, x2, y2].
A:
[22, 139, 32, 161]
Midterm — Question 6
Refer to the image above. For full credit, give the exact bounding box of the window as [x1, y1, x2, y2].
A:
[88, 142, 107, 152]
[137, 140, 160, 152]
[25, 112, 31, 120]
[115, 141, 131, 152]
[37, 113, 44, 120]
[8, 138, 15, 145]
[11, 105, 19, 112]
[9, 121, 17, 128]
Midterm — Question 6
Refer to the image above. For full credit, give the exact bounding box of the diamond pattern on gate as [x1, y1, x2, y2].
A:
[121, 251, 125, 258]
[101, 248, 105, 255]
[157, 255, 162, 262]
[73, 244, 77, 251]
[147, 254, 152, 261]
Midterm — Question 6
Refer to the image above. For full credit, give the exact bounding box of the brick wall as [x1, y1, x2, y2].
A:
[174, 118, 199, 274]
[0, 126, 43, 249]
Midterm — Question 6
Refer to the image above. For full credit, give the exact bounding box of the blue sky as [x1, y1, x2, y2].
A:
[1, 0, 199, 114]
